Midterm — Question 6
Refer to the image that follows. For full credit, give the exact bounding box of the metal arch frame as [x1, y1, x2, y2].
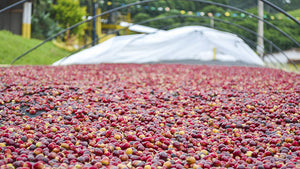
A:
[79, 22, 281, 68]
[190, 0, 300, 47]
[153, 15, 297, 69]
[10, 0, 299, 65]
[62, 14, 293, 69]
[158, 23, 283, 68]
[261, 0, 300, 26]
[157, 23, 281, 67]
[130, 15, 298, 68]
[0, 0, 28, 14]
[10, 0, 155, 64]
[177, 15, 297, 68]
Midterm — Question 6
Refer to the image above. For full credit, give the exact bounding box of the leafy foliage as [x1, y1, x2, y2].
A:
[51, 0, 87, 36]
[202, 5, 226, 14]
[31, 0, 62, 39]
[133, 13, 151, 23]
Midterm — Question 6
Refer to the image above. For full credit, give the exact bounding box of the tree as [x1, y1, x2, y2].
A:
[51, 0, 87, 36]
[148, 14, 176, 29]
[31, 0, 62, 39]
[202, 5, 225, 14]
[133, 13, 151, 23]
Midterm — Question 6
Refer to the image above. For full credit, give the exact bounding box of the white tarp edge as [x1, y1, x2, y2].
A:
[53, 26, 264, 66]
[120, 21, 164, 34]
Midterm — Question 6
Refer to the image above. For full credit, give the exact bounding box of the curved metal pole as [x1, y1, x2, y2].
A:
[261, 0, 300, 26]
[10, 0, 155, 64]
[162, 15, 298, 69]
[11, 0, 299, 64]
[0, 0, 27, 14]
[148, 17, 287, 68]
[159, 23, 282, 68]
[189, 0, 299, 47]
[202, 16, 296, 68]
[66, 15, 289, 68]
[141, 14, 296, 68]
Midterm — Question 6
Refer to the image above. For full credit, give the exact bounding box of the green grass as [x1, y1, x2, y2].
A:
[276, 9, 300, 19]
[0, 30, 71, 65]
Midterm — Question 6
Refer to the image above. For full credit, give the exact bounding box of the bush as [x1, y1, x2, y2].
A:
[51, 0, 87, 36]
[133, 13, 151, 23]
[32, 13, 62, 39]
[31, 0, 62, 39]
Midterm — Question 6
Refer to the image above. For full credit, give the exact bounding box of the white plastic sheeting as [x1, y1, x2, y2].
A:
[53, 26, 264, 66]
[264, 49, 300, 64]
[119, 21, 164, 34]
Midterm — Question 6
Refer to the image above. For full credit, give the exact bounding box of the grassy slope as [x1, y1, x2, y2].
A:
[0, 31, 71, 65]
[276, 9, 300, 18]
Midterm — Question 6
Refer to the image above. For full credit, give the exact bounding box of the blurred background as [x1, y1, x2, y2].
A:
[0, 0, 299, 70]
